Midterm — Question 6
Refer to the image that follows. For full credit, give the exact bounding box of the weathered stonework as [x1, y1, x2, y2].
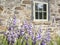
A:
[23, 0, 31, 4]
[15, 6, 24, 10]
[0, 5, 3, 13]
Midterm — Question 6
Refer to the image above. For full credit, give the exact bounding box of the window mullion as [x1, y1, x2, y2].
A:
[42, 4, 43, 19]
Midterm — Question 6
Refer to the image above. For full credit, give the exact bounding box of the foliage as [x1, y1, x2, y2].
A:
[0, 15, 56, 45]
[0, 35, 8, 45]
[55, 36, 60, 45]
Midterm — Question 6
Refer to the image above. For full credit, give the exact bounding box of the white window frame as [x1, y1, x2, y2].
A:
[33, 1, 48, 21]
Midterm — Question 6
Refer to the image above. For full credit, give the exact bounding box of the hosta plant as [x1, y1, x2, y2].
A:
[4, 15, 51, 45]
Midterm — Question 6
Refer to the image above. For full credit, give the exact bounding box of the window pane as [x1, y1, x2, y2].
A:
[38, 4, 43, 11]
[39, 12, 42, 19]
[43, 12, 47, 19]
[35, 12, 38, 19]
[35, 3, 38, 11]
[43, 4, 46, 11]
[35, 3, 43, 11]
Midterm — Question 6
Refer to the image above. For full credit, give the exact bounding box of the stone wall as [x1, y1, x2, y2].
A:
[0, 0, 60, 37]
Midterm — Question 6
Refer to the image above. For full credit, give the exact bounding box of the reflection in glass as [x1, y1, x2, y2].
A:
[38, 4, 43, 11]
[35, 3, 43, 11]
[35, 3, 38, 11]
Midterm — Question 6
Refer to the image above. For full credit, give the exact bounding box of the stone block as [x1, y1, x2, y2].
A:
[58, 4, 60, 6]
[0, 26, 7, 31]
[14, 11, 19, 14]
[0, 5, 3, 13]
[43, 22, 51, 25]
[21, 4, 26, 7]
[15, 6, 24, 10]
[58, 9, 60, 13]
[51, 14, 56, 16]
[23, 0, 31, 4]
[56, 18, 60, 21]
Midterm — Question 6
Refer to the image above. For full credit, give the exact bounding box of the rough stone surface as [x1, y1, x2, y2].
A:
[58, 9, 60, 13]
[0, 5, 3, 13]
[23, 0, 31, 4]
[15, 6, 24, 10]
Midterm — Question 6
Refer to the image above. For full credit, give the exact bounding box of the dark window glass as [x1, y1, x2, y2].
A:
[43, 4, 46, 11]
[43, 12, 47, 19]
[35, 12, 38, 19]
[39, 7, 42, 11]
[39, 12, 42, 19]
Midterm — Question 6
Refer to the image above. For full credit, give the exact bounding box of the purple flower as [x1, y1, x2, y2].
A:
[32, 37, 36, 45]
[44, 28, 51, 42]
[27, 30, 32, 35]
[23, 20, 32, 30]
[8, 27, 11, 30]
[5, 30, 18, 44]
[39, 26, 42, 33]
[28, 24, 32, 30]
[13, 15, 16, 25]
[5, 19, 52, 45]
[41, 40, 46, 45]
[20, 30, 25, 36]
[14, 33, 18, 38]
[7, 36, 11, 42]
[24, 24, 29, 29]
[36, 33, 41, 40]
[45, 35, 51, 42]
[24, 36, 28, 40]
[31, 34, 36, 45]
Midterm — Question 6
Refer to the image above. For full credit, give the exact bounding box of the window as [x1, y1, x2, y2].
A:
[33, 1, 48, 21]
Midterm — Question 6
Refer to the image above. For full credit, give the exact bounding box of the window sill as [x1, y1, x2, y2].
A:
[32, 20, 51, 25]
[33, 19, 48, 22]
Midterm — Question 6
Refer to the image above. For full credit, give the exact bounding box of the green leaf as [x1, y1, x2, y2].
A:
[28, 38, 32, 45]
[14, 39, 18, 45]
[23, 39, 26, 45]
[56, 37, 60, 45]
[50, 41, 54, 45]
[3, 36, 8, 45]
[36, 41, 40, 45]
[15, 38, 22, 45]
[0, 35, 4, 45]
[15, 36, 24, 45]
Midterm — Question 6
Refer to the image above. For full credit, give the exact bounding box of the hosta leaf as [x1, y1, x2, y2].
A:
[36, 41, 40, 45]
[23, 39, 26, 45]
[28, 38, 32, 45]
[14, 39, 18, 45]
[15, 36, 24, 45]
[50, 41, 53, 45]
[56, 37, 60, 45]
[3, 36, 8, 45]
